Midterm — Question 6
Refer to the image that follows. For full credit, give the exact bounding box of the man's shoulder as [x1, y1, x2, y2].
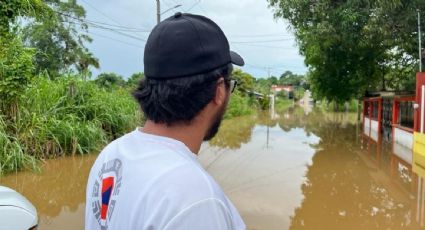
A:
[94, 129, 181, 161]
[149, 158, 223, 197]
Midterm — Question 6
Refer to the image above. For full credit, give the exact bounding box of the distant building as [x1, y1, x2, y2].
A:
[271, 85, 294, 93]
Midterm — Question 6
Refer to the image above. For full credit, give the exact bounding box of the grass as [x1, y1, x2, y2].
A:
[0, 75, 142, 174]
[0, 115, 38, 174]
[0, 75, 265, 174]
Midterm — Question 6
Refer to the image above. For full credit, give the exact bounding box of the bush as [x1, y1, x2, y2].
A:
[258, 96, 271, 110]
[0, 75, 142, 174]
[224, 92, 254, 119]
[0, 115, 37, 174]
[0, 35, 35, 117]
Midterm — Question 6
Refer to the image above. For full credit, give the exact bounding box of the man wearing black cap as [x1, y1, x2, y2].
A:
[85, 13, 246, 230]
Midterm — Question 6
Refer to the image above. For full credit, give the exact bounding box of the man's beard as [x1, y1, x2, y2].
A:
[203, 102, 227, 141]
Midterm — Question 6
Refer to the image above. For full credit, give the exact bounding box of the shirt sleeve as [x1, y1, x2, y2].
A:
[163, 198, 244, 230]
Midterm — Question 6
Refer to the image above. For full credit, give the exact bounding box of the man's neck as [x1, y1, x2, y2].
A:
[140, 120, 204, 154]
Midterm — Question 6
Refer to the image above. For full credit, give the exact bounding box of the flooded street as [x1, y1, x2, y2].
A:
[1, 107, 424, 229]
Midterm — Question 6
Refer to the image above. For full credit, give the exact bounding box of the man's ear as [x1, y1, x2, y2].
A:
[213, 77, 226, 106]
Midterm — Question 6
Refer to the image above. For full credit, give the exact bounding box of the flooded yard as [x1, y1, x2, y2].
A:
[1, 107, 424, 229]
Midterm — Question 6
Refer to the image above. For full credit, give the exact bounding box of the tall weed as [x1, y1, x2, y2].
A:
[0, 75, 142, 174]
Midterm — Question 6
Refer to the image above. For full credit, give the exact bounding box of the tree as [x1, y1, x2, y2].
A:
[127, 72, 145, 88]
[0, 36, 35, 118]
[22, 0, 99, 79]
[268, 0, 425, 102]
[255, 78, 272, 94]
[94, 73, 125, 89]
[280, 70, 293, 79]
[279, 70, 305, 87]
[254, 76, 281, 94]
[0, 0, 50, 118]
[231, 69, 255, 94]
[269, 76, 279, 85]
[0, 0, 50, 36]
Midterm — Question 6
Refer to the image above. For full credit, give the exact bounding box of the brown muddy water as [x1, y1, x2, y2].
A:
[1, 106, 424, 230]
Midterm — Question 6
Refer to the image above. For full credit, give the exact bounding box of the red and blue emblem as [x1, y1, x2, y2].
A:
[91, 159, 123, 230]
[101, 177, 115, 220]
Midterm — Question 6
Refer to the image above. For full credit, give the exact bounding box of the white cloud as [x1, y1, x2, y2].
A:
[78, 0, 307, 78]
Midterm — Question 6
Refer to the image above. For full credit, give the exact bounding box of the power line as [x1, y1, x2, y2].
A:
[161, 0, 173, 8]
[197, 3, 208, 15]
[70, 19, 150, 33]
[170, 0, 180, 6]
[88, 31, 145, 48]
[231, 38, 294, 44]
[87, 25, 148, 42]
[245, 63, 306, 71]
[186, 0, 201, 12]
[162, 0, 182, 12]
[56, 9, 306, 74]
[183, 0, 208, 16]
[57, 11, 150, 32]
[80, 0, 124, 26]
[63, 18, 148, 43]
[230, 33, 294, 38]
[57, 12, 148, 42]
[233, 43, 293, 49]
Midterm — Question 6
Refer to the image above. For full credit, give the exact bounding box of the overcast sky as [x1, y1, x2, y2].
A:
[76, 0, 307, 79]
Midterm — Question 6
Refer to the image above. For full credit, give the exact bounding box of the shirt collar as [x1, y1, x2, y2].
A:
[134, 128, 199, 163]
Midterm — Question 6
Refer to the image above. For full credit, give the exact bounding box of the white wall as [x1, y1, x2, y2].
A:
[393, 141, 413, 164]
[394, 127, 413, 149]
[370, 120, 379, 141]
[364, 117, 371, 136]
[371, 120, 379, 133]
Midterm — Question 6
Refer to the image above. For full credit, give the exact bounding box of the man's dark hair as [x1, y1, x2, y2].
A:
[133, 64, 233, 125]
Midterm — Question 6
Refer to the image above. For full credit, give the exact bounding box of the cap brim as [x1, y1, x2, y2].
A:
[230, 51, 244, 66]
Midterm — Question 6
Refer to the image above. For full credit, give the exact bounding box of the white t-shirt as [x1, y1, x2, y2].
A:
[85, 128, 246, 230]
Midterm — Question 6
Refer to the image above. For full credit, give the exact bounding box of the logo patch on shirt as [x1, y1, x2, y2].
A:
[92, 159, 123, 230]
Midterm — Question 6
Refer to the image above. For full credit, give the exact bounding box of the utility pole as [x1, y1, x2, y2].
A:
[156, 1, 182, 24]
[419, 9, 422, 72]
[156, 0, 161, 24]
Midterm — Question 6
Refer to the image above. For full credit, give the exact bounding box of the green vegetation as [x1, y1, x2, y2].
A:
[0, 65, 268, 174]
[0, 0, 305, 174]
[268, 0, 425, 103]
[22, 0, 99, 79]
[317, 100, 359, 113]
[210, 115, 257, 149]
[224, 69, 258, 118]
[279, 71, 308, 89]
[127, 72, 145, 88]
[0, 0, 142, 174]
[225, 91, 255, 119]
[95, 72, 126, 89]
[0, 35, 35, 116]
[275, 98, 294, 113]
[0, 75, 141, 174]
[0, 0, 50, 35]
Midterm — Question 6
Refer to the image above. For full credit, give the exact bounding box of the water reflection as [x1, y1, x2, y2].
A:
[206, 107, 425, 229]
[1, 106, 425, 229]
[201, 109, 321, 229]
[289, 119, 424, 230]
[0, 155, 97, 230]
[209, 115, 257, 149]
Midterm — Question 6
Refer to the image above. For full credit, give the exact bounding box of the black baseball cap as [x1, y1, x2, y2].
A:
[144, 12, 244, 79]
